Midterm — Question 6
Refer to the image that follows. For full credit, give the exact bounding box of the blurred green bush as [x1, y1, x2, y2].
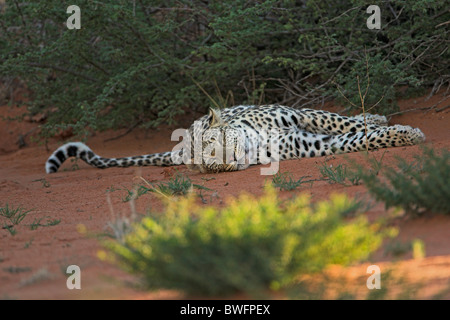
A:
[103, 185, 391, 296]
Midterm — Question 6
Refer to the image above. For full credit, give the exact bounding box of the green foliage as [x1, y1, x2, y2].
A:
[104, 186, 388, 296]
[0, 1, 448, 138]
[29, 217, 61, 230]
[319, 163, 361, 186]
[357, 148, 450, 215]
[0, 203, 32, 236]
[271, 171, 312, 191]
[0, 203, 32, 226]
[152, 173, 196, 197]
[123, 173, 212, 201]
[332, 53, 421, 115]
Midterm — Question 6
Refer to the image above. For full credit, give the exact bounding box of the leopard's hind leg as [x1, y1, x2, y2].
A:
[330, 125, 425, 154]
[278, 124, 425, 161]
[298, 108, 388, 136]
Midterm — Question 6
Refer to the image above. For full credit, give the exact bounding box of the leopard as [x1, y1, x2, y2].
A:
[45, 104, 425, 174]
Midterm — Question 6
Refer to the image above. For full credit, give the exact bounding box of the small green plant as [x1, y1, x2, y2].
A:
[45, 219, 61, 227]
[367, 151, 387, 176]
[0, 204, 32, 226]
[348, 173, 362, 186]
[3, 225, 17, 236]
[29, 217, 61, 230]
[122, 185, 150, 202]
[271, 172, 313, 191]
[320, 163, 348, 185]
[357, 148, 450, 215]
[29, 218, 43, 231]
[103, 185, 390, 296]
[123, 174, 213, 202]
[153, 173, 194, 197]
[319, 163, 361, 186]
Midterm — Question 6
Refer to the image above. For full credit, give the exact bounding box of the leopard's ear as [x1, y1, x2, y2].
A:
[208, 108, 225, 127]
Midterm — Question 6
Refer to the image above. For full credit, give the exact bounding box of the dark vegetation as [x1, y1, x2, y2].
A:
[0, 0, 448, 139]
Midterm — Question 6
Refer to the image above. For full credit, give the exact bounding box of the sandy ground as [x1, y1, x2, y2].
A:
[0, 90, 449, 300]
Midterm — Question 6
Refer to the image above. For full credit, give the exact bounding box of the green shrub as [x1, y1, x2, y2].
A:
[358, 148, 450, 215]
[0, 1, 448, 138]
[103, 185, 389, 296]
[319, 163, 362, 186]
[271, 171, 312, 191]
[0, 203, 32, 226]
[122, 173, 212, 202]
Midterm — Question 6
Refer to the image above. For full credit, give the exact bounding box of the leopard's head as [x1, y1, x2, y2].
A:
[198, 108, 249, 173]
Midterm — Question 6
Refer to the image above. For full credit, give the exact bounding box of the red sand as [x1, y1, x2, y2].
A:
[0, 90, 449, 299]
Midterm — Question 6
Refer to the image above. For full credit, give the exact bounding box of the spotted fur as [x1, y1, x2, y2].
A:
[46, 104, 425, 174]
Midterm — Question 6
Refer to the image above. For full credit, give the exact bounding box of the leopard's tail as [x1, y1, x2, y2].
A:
[45, 142, 181, 173]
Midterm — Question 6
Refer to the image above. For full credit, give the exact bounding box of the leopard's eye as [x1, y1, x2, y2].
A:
[211, 150, 215, 156]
